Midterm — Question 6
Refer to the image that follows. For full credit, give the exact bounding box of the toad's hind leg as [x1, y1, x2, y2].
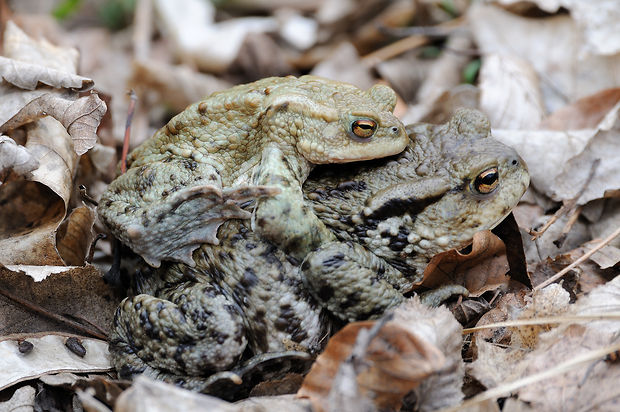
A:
[98, 158, 279, 267]
[109, 284, 247, 382]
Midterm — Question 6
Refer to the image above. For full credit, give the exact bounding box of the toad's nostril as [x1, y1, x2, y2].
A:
[511, 159, 518, 166]
[392, 127, 399, 133]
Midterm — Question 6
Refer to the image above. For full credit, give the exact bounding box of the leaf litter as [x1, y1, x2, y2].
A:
[1, 0, 620, 411]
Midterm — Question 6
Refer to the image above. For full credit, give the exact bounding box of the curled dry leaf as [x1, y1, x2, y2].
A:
[299, 300, 463, 411]
[299, 320, 445, 411]
[55, 206, 96, 266]
[0, 56, 93, 91]
[419, 230, 511, 296]
[0, 118, 77, 265]
[0, 333, 110, 392]
[541, 88, 620, 131]
[0, 92, 107, 155]
[0, 135, 38, 176]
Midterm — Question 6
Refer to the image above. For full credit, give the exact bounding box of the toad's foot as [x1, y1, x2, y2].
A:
[252, 144, 335, 262]
[419, 285, 469, 307]
[110, 284, 247, 379]
[98, 158, 279, 267]
[301, 241, 406, 322]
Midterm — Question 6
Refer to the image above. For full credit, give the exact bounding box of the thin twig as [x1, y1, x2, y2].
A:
[529, 159, 600, 240]
[463, 313, 620, 334]
[361, 16, 464, 67]
[78, 184, 98, 207]
[553, 204, 583, 248]
[534, 225, 620, 291]
[0, 287, 107, 340]
[120, 90, 137, 174]
[440, 342, 620, 412]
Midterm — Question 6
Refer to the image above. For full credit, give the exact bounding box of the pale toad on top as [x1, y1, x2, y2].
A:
[98, 76, 407, 267]
[109, 110, 529, 393]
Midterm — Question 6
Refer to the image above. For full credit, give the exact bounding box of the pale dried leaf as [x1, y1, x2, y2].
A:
[0, 264, 121, 336]
[548, 102, 620, 204]
[0, 93, 107, 155]
[153, 0, 276, 73]
[0, 333, 110, 392]
[0, 56, 93, 91]
[3, 21, 77, 73]
[130, 60, 232, 113]
[0, 135, 38, 176]
[589, 244, 620, 269]
[0, 385, 35, 411]
[469, 4, 620, 113]
[115, 376, 236, 412]
[479, 54, 545, 129]
[515, 277, 620, 410]
[278, 11, 318, 50]
[561, 0, 620, 56]
[310, 42, 375, 90]
[0, 84, 51, 126]
[492, 128, 593, 200]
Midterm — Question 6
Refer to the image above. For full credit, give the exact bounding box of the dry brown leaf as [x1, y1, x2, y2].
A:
[299, 320, 444, 411]
[55, 206, 96, 266]
[478, 53, 545, 129]
[0, 92, 107, 155]
[299, 300, 463, 411]
[541, 88, 620, 130]
[0, 332, 110, 392]
[0, 134, 38, 176]
[0, 264, 121, 336]
[420, 230, 511, 296]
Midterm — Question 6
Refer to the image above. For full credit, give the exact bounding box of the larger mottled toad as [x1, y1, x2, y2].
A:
[98, 76, 407, 267]
[109, 110, 529, 393]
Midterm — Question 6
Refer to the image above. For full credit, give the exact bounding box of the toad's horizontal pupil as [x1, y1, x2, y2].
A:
[479, 173, 497, 184]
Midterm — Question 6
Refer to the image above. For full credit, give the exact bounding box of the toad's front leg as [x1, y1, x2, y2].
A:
[98, 157, 278, 267]
[301, 241, 406, 322]
[252, 144, 335, 261]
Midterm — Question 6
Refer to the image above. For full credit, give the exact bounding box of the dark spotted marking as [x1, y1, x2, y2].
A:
[365, 193, 444, 221]
[321, 253, 345, 268]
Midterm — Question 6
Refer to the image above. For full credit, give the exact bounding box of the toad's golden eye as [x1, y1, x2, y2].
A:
[474, 167, 499, 194]
[351, 119, 377, 139]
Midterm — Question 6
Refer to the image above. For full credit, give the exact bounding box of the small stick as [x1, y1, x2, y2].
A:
[0, 287, 107, 340]
[120, 90, 137, 174]
[553, 204, 583, 248]
[361, 17, 464, 67]
[529, 159, 600, 240]
[534, 225, 620, 291]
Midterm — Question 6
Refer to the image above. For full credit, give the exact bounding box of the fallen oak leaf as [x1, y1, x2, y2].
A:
[0, 56, 94, 91]
[0, 93, 107, 155]
[298, 318, 445, 411]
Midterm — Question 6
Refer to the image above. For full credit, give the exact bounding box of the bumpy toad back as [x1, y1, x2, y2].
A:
[98, 75, 407, 267]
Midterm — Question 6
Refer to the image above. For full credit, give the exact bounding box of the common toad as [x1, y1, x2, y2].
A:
[98, 76, 407, 267]
[109, 109, 529, 392]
